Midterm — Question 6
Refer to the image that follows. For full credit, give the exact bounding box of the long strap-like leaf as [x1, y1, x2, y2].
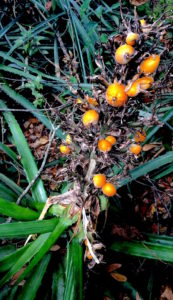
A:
[0, 100, 47, 203]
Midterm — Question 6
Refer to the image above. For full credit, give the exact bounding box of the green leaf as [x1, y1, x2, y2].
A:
[0, 197, 39, 220]
[118, 152, 173, 187]
[52, 261, 65, 300]
[0, 233, 50, 288]
[144, 108, 173, 143]
[0, 183, 18, 202]
[0, 85, 65, 140]
[0, 16, 20, 39]
[18, 254, 51, 300]
[0, 100, 47, 203]
[16, 212, 77, 285]
[0, 245, 30, 273]
[0, 245, 16, 260]
[111, 235, 173, 262]
[0, 142, 18, 163]
[0, 174, 32, 203]
[63, 238, 83, 300]
[0, 218, 58, 238]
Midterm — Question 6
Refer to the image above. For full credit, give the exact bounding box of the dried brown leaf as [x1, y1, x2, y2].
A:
[161, 286, 173, 300]
[106, 263, 122, 273]
[136, 292, 141, 300]
[129, 0, 149, 6]
[142, 144, 159, 151]
[110, 272, 127, 282]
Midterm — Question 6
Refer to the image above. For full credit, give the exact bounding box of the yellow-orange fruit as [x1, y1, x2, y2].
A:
[87, 97, 99, 106]
[76, 98, 83, 104]
[82, 110, 99, 127]
[126, 32, 139, 46]
[93, 174, 106, 188]
[126, 76, 153, 97]
[136, 76, 154, 90]
[59, 144, 71, 154]
[140, 19, 149, 33]
[102, 182, 117, 197]
[126, 81, 140, 97]
[129, 144, 142, 155]
[140, 19, 146, 26]
[98, 139, 112, 153]
[139, 55, 160, 75]
[86, 249, 93, 260]
[115, 44, 135, 65]
[134, 130, 146, 143]
[84, 239, 88, 246]
[105, 136, 117, 145]
[106, 83, 128, 107]
[65, 134, 72, 145]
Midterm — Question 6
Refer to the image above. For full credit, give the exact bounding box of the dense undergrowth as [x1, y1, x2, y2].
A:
[0, 0, 173, 299]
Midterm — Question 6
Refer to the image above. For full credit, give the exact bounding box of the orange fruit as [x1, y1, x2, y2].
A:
[82, 110, 99, 127]
[140, 19, 149, 33]
[115, 44, 135, 65]
[126, 32, 139, 46]
[86, 249, 93, 260]
[102, 182, 117, 197]
[106, 83, 128, 107]
[126, 76, 154, 97]
[136, 76, 154, 90]
[126, 81, 140, 97]
[65, 134, 72, 145]
[59, 144, 71, 154]
[129, 144, 142, 155]
[98, 139, 112, 153]
[139, 55, 160, 75]
[93, 174, 107, 188]
[134, 130, 146, 143]
[105, 136, 117, 145]
[87, 97, 99, 106]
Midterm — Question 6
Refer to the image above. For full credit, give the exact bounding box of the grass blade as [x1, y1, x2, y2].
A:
[52, 262, 65, 300]
[0, 218, 58, 238]
[0, 100, 47, 203]
[118, 151, 173, 187]
[0, 245, 30, 273]
[18, 254, 51, 300]
[111, 237, 173, 263]
[15, 213, 77, 285]
[0, 142, 18, 163]
[63, 237, 83, 300]
[0, 233, 50, 288]
[0, 85, 65, 139]
[0, 197, 39, 220]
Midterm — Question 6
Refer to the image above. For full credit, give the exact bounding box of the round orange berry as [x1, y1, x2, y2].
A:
[115, 44, 135, 65]
[106, 83, 128, 107]
[129, 144, 142, 155]
[134, 130, 146, 143]
[105, 136, 117, 145]
[93, 174, 106, 188]
[126, 32, 139, 46]
[98, 139, 112, 153]
[102, 182, 117, 197]
[87, 97, 99, 106]
[139, 55, 160, 75]
[59, 144, 71, 154]
[82, 110, 99, 127]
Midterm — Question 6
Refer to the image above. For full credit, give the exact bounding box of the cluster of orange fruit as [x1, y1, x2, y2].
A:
[93, 173, 117, 197]
[58, 20, 158, 197]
